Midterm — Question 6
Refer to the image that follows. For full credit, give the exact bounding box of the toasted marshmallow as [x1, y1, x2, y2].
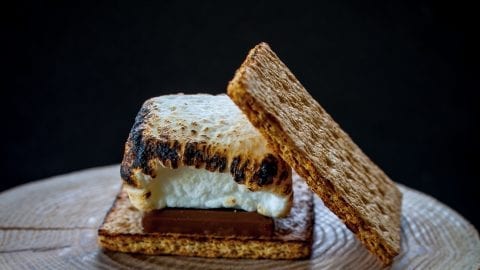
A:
[120, 94, 293, 217]
[125, 166, 290, 217]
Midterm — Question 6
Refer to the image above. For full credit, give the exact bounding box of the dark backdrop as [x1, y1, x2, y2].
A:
[4, 1, 478, 229]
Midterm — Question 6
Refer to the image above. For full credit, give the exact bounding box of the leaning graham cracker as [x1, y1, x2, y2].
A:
[227, 42, 402, 266]
[98, 172, 313, 259]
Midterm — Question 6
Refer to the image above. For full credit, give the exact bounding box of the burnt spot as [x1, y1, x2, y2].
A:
[279, 170, 289, 181]
[183, 142, 205, 167]
[145, 191, 152, 199]
[155, 140, 180, 168]
[217, 156, 227, 172]
[127, 126, 181, 180]
[206, 154, 227, 172]
[191, 130, 197, 135]
[194, 143, 207, 168]
[230, 156, 240, 176]
[121, 103, 158, 186]
[120, 162, 135, 186]
[230, 156, 245, 184]
[184, 142, 197, 166]
[130, 134, 155, 179]
[255, 154, 278, 186]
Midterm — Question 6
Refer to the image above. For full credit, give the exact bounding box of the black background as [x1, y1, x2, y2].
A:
[3, 1, 478, 229]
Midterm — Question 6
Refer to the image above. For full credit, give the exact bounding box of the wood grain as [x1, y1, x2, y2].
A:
[0, 165, 478, 269]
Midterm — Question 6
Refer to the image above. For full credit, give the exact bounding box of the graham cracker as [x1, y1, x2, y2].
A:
[227, 42, 402, 266]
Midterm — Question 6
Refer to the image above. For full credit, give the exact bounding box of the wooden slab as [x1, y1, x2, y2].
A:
[0, 165, 479, 269]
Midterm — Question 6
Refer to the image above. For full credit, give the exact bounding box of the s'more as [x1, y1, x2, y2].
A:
[98, 43, 402, 267]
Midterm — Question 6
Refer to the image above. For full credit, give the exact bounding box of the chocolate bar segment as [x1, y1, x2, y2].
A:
[142, 208, 274, 237]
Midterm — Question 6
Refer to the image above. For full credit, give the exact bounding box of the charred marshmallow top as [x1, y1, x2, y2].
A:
[121, 94, 293, 218]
